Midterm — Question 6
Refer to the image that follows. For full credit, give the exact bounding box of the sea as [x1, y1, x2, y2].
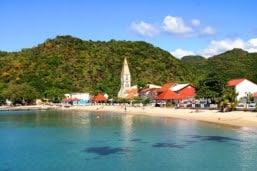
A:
[1, 110, 257, 171]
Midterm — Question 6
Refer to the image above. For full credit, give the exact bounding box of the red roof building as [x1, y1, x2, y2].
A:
[226, 78, 257, 100]
[171, 84, 196, 99]
[227, 78, 245, 86]
[155, 90, 183, 100]
[157, 82, 176, 93]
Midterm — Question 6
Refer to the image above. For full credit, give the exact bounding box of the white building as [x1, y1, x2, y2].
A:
[64, 93, 91, 105]
[227, 78, 257, 101]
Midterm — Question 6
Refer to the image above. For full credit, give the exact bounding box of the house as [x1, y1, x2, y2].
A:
[145, 82, 196, 107]
[227, 78, 257, 101]
[63, 93, 91, 105]
[170, 83, 196, 100]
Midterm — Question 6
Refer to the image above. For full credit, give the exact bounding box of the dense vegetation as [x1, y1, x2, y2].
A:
[181, 49, 257, 85]
[0, 35, 257, 104]
[0, 35, 192, 104]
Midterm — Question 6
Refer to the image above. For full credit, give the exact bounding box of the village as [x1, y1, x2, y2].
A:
[58, 58, 257, 111]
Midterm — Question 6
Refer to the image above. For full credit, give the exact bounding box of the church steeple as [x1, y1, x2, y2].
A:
[118, 58, 131, 98]
[121, 57, 131, 88]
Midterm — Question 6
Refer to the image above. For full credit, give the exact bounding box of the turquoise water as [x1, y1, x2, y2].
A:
[1, 110, 257, 171]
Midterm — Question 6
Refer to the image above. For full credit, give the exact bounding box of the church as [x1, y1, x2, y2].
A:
[117, 58, 138, 99]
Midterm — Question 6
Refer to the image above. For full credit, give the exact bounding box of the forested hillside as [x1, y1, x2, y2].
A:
[181, 49, 257, 84]
[1, 35, 256, 104]
[0, 35, 192, 102]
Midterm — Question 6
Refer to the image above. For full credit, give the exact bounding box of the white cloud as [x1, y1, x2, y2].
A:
[248, 38, 257, 47]
[130, 21, 159, 37]
[171, 38, 257, 59]
[170, 48, 195, 58]
[191, 19, 201, 26]
[199, 38, 246, 57]
[131, 16, 215, 38]
[162, 16, 192, 35]
[200, 26, 215, 35]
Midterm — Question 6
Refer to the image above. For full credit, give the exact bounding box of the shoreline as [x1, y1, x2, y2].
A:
[61, 105, 257, 128]
[1, 105, 257, 128]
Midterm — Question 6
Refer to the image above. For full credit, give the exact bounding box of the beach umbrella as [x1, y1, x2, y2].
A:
[93, 93, 107, 102]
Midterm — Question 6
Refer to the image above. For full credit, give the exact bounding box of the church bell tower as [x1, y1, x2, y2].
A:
[118, 58, 131, 98]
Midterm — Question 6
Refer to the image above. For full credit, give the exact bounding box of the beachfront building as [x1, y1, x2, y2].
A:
[171, 83, 196, 100]
[140, 84, 161, 101]
[227, 78, 257, 101]
[143, 82, 196, 107]
[63, 93, 91, 105]
[117, 58, 138, 99]
[155, 82, 196, 100]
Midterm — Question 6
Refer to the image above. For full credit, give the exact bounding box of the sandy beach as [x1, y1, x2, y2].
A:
[59, 105, 257, 128]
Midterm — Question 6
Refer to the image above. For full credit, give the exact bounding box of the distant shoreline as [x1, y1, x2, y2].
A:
[1, 105, 257, 128]
[59, 105, 257, 128]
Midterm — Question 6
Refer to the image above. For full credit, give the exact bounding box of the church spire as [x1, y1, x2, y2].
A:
[118, 58, 131, 98]
[121, 57, 130, 76]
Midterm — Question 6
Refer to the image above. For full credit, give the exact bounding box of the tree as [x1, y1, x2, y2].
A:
[196, 72, 226, 101]
[5, 83, 39, 105]
[219, 87, 238, 112]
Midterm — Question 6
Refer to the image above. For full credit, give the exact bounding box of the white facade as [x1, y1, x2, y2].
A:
[70, 93, 90, 100]
[234, 79, 257, 100]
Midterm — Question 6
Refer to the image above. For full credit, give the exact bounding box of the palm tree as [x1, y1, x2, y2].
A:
[219, 87, 238, 112]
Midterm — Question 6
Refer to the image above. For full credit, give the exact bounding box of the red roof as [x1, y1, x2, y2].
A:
[227, 79, 245, 86]
[155, 90, 183, 100]
[158, 82, 175, 92]
[93, 94, 107, 102]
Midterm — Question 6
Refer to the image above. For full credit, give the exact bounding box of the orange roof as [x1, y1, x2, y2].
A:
[155, 90, 183, 100]
[125, 88, 138, 99]
[227, 78, 245, 86]
[158, 82, 175, 92]
[93, 94, 107, 102]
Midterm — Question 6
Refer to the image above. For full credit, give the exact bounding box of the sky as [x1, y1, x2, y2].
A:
[1, 0, 257, 58]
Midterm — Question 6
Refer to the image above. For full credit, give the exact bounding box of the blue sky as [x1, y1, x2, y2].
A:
[1, 0, 257, 58]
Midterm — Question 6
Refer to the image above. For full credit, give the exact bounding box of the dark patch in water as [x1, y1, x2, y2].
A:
[131, 138, 141, 142]
[191, 135, 246, 143]
[83, 146, 130, 156]
[130, 138, 148, 144]
[152, 143, 186, 149]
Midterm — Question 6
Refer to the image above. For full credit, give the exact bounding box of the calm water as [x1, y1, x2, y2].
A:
[1, 110, 257, 171]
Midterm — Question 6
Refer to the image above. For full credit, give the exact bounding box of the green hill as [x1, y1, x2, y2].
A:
[0, 35, 192, 102]
[1, 36, 256, 104]
[183, 49, 257, 84]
